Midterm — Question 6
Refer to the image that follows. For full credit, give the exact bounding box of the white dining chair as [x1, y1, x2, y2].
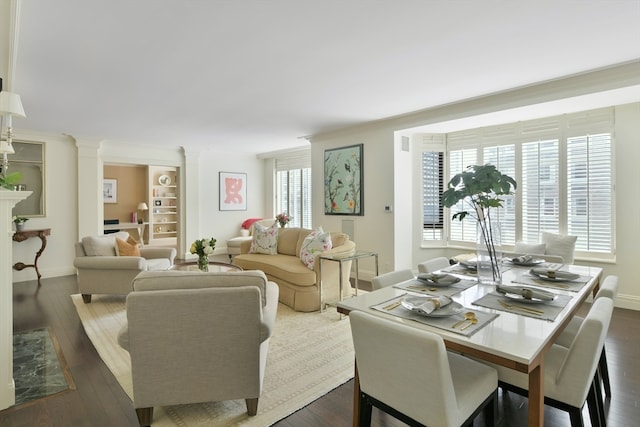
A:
[492, 297, 614, 427]
[417, 257, 450, 274]
[556, 275, 619, 399]
[349, 311, 498, 427]
[370, 269, 414, 291]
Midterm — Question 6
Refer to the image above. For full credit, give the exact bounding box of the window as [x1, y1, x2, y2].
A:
[274, 149, 312, 229]
[422, 107, 615, 260]
[422, 151, 444, 240]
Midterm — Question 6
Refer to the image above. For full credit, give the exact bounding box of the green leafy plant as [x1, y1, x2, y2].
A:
[13, 215, 29, 224]
[442, 164, 517, 283]
[0, 171, 23, 190]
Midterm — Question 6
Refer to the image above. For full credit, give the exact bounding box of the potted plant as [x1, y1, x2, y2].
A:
[275, 212, 291, 228]
[13, 215, 29, 232]
[0, 171, 22, 190]
[190, 237, 216, 271]
[442, 164, 517, 284]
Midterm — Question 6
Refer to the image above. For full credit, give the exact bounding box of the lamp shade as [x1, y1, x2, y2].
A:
[0, 140, 15, 154]
[0, 91, 26, 117]
[137, 202, 149, 210]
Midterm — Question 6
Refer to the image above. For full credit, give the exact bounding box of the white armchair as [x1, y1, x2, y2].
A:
[117, 270, 279, 427]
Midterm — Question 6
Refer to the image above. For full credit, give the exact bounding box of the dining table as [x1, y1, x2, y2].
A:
[336, 261, 602, 427]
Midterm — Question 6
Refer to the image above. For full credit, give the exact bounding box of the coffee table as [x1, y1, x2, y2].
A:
[170, 261, 242, 272]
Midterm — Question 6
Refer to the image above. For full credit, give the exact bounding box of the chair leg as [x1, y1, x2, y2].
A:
[245, 398, 258, 416]
[358, 392, 373, 427]
[81, 293, 92, 303]
[135, 407, 153, 427]
[483, 389, 497, 427]
[599, 346, 612, 398]
[586, 380, 604, 427]
[568, 406, 585, 427]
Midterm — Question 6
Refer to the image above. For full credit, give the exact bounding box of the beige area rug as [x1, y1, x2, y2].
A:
[71, 294, 355, 426]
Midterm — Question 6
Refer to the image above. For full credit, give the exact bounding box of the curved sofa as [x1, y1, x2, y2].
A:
[232, 227, 355, 312]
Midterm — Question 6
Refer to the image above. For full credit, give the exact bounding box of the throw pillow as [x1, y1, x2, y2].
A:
[249, 221, 279, 255]
[299, 227, 333, 270]
[115, 236, 141, 256]
[82, 231, 130, 256]
[514, 242, 546, 255]
[542, 232, 578, 264]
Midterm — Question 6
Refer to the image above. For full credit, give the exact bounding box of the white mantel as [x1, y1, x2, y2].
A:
[0, 189, 31, 410]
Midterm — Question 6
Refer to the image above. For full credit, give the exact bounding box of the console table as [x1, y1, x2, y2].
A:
[12, 228, 51, 286]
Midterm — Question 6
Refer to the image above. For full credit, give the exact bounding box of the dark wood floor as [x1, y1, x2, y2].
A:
[2, 275, 639, 426]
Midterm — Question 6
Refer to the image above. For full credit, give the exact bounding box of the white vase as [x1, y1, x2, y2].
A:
[15, 222, 25, 232]
[476, 219, 502, 285]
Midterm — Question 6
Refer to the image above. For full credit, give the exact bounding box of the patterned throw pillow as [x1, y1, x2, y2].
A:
[249, 221, 279, 255]
[299, 227, 333, 270]
[115, 236, 141, 256]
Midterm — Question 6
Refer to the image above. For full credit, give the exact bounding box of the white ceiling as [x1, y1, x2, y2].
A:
[7, 0, 640, 154]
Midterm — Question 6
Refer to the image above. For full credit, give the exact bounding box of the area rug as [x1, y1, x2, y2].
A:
[71, 294, 355, 426]
[13, 327, 75, 406]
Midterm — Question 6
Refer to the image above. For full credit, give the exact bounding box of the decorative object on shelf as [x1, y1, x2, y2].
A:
[136, 202, 148, 224]
[0, 88, 26, 190]
[324, 143, 364, 216]
[154, 199, 161, 206]
[190, 237, 217, 272]
[276, 212, 291, 228]
[13, 215, 29, 231]
[158, 174, 171, 186]
[103, 179, 117, 203]
[442, 164, 517, 285]
[219, 171, 247, 211]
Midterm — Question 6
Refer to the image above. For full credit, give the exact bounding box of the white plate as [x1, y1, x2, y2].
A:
[401, 296, 464, 317]
[529, 268, 580, 282]
[499, 287, 557, 304]
[158, 175, 171, 186]
[510, 257, 545, 266]
[416, 273, 461, 287]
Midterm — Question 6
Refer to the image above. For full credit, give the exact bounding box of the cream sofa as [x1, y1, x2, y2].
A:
[73, 232, 176, 303]
[232, 227, 355, 312]
[117, 270, 278, 426]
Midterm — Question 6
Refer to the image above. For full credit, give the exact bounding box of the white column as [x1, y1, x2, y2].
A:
[0, 189, 30, 410]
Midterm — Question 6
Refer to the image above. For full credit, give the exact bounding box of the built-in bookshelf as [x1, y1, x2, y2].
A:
[148, 166, 178, 245]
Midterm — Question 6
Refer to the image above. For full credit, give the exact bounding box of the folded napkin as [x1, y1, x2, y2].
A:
[417, 273, 460, 285]
[496, 284, 555, 301]
[529, 268, 580, 281]
[413, 295, 452, 314]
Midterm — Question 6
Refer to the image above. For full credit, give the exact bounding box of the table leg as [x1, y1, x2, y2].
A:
[319, 259, 324, 312]
[12, 231, 48, 286]
[352, 360, 360, 427]
[528, 359, 545, 427]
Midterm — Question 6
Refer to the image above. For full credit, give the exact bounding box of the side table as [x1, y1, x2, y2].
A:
[12, 228, 52, 286]
[318, 250, 379, 312]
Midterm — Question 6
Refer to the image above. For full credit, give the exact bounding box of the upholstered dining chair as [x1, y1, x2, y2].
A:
[555, 275, 619, 399]
[370, 269, 414, 291]
[349, 311, 498, 427]
[417, 256, 450, 274]
[491, 297, 614, 427]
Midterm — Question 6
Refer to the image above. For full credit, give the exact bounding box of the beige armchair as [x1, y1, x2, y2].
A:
[73, 232, 176, 303]
[117, 270, 279, 427]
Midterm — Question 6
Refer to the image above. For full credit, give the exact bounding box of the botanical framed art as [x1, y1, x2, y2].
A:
[219, 172, 247, 211]
[103, 179, 117, 203]
[324, 144, 363, 215]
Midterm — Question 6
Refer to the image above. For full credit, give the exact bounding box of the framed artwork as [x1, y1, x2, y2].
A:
[103, 179, 117, 203]
[219, 172, 247, 211]
[324, 144, 363, 215]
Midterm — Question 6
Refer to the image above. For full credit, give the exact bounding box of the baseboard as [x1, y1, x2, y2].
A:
[616, 293, 640, 311]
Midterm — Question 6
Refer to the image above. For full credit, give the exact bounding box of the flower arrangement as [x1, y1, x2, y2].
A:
[275, 212, 291, 228]
[13, 216, 29, 224]
[190, 237, 216, 271]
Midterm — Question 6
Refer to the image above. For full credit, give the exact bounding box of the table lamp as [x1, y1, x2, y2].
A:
[137, 202, 149, 224]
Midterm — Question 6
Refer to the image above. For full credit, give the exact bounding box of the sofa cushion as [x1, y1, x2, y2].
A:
[542, 232, 577, 264]
[132, 270, 269, 306]
[115, 236, 141, 256]
[249, 221, 279, 255]
[514, 241, 546, 255]
[232, 254, 317, 287]
[276, 227, 302, 256]
[145, 258, 171, 271]
[82, 231, 130, 256]
[299, 227, 332, 270]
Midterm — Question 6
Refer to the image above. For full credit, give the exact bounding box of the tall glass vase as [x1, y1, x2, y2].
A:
[197, 254, 209, 272]
[476, 219, 502, 285]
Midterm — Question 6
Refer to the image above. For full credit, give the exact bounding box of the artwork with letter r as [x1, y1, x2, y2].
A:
[219, 172, 247, 211]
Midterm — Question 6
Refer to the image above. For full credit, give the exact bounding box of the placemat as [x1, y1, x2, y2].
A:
[371, 294, 498, 337]
[509, 270, 592, 292]
[441, 263, 513, 276]
[472, 292, 572, 321]
[393, 278, 477, 297]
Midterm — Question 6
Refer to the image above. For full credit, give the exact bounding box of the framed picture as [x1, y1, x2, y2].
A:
[103, 179, 117, 203]
[324, 144, 364, 215]
[219, 172, 247, 211]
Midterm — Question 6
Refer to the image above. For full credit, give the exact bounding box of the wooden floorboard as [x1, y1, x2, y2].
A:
[2, 275, 639, 426]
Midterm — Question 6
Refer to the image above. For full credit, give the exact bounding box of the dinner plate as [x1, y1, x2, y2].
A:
[498, 286, 557, 304]
[401, 296, 464, 317]
[416, 273, 461, 287]
[529, 268, 580, 282]
[510, 257, 545, 266]
[158, 175, 171, 186]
